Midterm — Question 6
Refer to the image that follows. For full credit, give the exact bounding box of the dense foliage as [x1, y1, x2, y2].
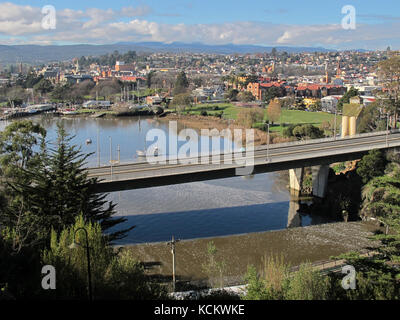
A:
[0, 120, 140, 299]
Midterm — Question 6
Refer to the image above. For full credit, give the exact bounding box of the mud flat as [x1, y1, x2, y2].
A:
[126, 221, 381, 287]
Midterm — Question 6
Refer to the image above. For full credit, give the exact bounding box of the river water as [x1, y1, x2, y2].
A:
[0, 115, 335, 245]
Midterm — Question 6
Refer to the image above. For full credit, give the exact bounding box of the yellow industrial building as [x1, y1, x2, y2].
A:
[341, 97, 365, 137]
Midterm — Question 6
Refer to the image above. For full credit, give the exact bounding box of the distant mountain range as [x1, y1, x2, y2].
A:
[0, 41, 358, 65]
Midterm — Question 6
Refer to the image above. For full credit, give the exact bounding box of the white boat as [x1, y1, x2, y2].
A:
[136, 147, 159, 157]
[136, 150, 146, 157]
[86, 139, 92, 145]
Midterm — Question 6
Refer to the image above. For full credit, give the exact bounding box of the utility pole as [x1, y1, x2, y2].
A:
[109, 136, 113, 181]
[334, 106, 337, 140]
[97, 127, 100, 167]
[266, 121, 271, 163]
[117, 145, 120, 163]
[167, 235, 180, 292]
[386, 112, 390, 147]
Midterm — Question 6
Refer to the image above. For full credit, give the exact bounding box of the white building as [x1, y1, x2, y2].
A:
[321, 95, 342, 113]
[83, 100, 111, 109]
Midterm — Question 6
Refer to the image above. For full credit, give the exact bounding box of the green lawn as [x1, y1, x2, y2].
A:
[278, 110, 342, 126]
[178, 103, 244, 119]
[260, 110, 342, 133]
[171, 103, 342, 135]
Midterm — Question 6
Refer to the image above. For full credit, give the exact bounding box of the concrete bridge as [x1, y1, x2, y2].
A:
[87, 130, 400, 196]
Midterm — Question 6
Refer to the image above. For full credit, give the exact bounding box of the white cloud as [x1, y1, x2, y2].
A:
[0, 3, 399, 50]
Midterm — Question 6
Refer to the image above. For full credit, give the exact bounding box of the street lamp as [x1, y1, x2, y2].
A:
[333, 106, 338, 141]
[97, 127, 100, 167]
[69, 227, 93, 301]
[266, 121, 271, 163]
[386, 112, 390, 147]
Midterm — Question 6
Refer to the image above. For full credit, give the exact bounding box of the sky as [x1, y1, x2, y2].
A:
[1, 0, 400, 50]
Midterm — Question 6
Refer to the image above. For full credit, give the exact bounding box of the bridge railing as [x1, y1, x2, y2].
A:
[255, 129, 400, 152]
[87, 129, 400, 169]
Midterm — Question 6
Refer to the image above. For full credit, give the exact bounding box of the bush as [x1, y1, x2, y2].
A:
[285, 263, 330, 300]
[356, 149, 387, 184]
[200, 111, 208, 116]
[41, 215, 166, 300]
[242, 259, 331, 300]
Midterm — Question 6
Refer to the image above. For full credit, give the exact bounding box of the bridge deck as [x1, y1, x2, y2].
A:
[87, 131, 400, 193]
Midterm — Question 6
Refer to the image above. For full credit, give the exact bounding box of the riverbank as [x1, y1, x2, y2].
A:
[126, 221, 381, 289]
[160, 113, 273, 146]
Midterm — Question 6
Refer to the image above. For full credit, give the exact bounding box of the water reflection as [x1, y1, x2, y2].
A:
[0, 116, 336, 244]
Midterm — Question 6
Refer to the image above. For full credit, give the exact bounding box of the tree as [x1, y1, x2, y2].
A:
[173, 71, 189, 96]
[6, 86, 29, 107]
[224, 88, 239, 101]
[356, 149, 388, 184]
[308, 99, 322, 112]
[41, 215, 166, 300]
[267, 99, 281, 125]
[283, 124, 325, 140]
[237, 91, 255, 102]
[93, 79, 121, 101]
[50, 84, 72, 102]
[171, 93, 192, 113]
[2, 122, 133, 249]
[33, 78, 54, 95]
[0, 121, 47, 254]
[0, 120, 46, 181]
[337, 87, 359, 111]
[146, 71, 156, 89]
[357, 102, 386, 133]
[292, 124, 325, 140]
[202, 241, 227, 288]
[237, 108, 264, 128]
[377, 56, 400, 128]
[264, 87, 284, 104]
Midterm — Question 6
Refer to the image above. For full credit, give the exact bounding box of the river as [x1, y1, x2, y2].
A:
[0, 115, 336, 245]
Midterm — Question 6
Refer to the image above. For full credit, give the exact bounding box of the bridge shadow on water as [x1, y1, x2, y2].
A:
[112, 200, 335, 245]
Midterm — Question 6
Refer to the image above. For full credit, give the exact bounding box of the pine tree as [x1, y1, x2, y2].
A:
[9, 123, 134, 245]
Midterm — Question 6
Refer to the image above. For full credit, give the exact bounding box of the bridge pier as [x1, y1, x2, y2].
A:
[311, 165, 330, 198]
[289, 168, 304, 194]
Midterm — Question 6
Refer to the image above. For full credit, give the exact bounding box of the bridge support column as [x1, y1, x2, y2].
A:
[312, 165, 330, 198]
[289, 168, 304, 195]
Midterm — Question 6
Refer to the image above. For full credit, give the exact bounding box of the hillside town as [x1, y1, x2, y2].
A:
[0, 49, 392, 115]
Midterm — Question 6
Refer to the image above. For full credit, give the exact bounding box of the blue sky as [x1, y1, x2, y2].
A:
[2, 1, 400, 49]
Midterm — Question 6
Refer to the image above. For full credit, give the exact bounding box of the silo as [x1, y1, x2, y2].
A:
[349, 116, 357, 136]
[342, 116, 349, 137]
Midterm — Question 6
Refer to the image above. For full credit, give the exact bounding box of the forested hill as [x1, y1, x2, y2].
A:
[0, 42, 339, 64]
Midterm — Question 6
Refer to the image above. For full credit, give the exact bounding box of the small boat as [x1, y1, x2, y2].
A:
[136, 147, 159, 157]
[86, 139, 92, 145]
[136, 150, 146, 157]
[61, 108, 78, 115]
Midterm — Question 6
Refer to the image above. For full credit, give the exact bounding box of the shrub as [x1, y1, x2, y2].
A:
[41, 215, 166, 300]
[285, 263, 330, 300]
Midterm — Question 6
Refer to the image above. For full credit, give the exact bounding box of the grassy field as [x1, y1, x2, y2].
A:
[177, 103, 243, 119]
[266, 110, 342, 133]
[181, 103, 341, 132]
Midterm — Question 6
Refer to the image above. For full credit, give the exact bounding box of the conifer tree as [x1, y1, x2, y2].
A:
[8, 123, 134, 246]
